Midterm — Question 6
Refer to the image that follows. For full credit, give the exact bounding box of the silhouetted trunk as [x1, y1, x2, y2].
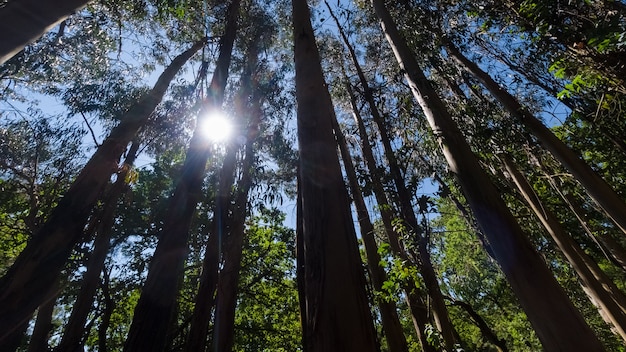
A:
[345, 80, 436, 352]
[293, 0, 378, 350]
[98, 270, 113, 352]
[0, 0, 89, 64]
[0, 40, 204, 349]
[123, 3, 238, 350]
[211, 42, 262, 352]
[447, 297, 508, 352]
[502, 153, 626, 342]
[334, 8, 457, 345]
[211, 141, 254, 352]
[371, 1, 605, 350]
[446, 41, 626, 236]
[27, 281, 59, 352]
[332, 112, 409, 352]
[57, 141, 140, 352]
[186, 141, 238, 352]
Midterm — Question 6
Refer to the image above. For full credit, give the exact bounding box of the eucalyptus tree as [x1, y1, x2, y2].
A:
[368, 0, 605, 349]
[124, 1, 240, 350]
[293, 0, 378, 350]
[0, 39, 205, 349]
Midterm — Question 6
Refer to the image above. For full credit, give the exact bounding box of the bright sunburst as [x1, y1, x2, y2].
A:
[200, 110, 233, 143]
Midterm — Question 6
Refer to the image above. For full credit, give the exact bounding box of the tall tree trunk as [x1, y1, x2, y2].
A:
[332, 112, 409, 352]
[542, 169, 626, 273]
[370, 1, 605, 350]
[123, 3, 238, 351]
[26, 280, 59, 352]
[345, 80, 436, 352]
[57, 141, 140, 352]
[0, 0, 89, 64]
[445, 41, 626, 236]
[0, 40, 204, 349]
[332, 6, 457, 345]
[502, 153, 626, 342]
[211, 138, 255, 352]
[98, 269, 113, 352]
[210, 41, 263, 352]
[292, 0, 378, 350]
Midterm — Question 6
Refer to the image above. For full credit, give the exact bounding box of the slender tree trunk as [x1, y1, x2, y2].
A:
[98, 269, 113, 352]
[370, 1, 605, 350]
[446, 41, 626, 236]
[26, 281, 59, 352]
[345, 80, 436, 352]
[293, 0, 379, 350]
[447, 298, 508, 352]
[502, 153, 626, 342]
[332, 112, 409, 352]
[211, 41, 263, 352]
[295, 173, 307, 350]
[0, 0, 89, 64]
[211, 140, 255, 352]
[123, 3, 238, 350]
[185, 140, 239, 352]
[0, 40, 204, 349]
[333, 9, 457, 346]
[543, 171, 626, 272]
[57, 141, 140, 352]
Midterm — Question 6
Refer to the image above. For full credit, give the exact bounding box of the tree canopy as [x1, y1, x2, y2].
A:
[1, 0, 626, 351]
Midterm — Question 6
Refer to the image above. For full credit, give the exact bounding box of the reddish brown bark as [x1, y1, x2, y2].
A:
[293, 0, 379, 350]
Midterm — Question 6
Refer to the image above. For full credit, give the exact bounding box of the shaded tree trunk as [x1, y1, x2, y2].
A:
[26, 281, 59, 352]
[98, 269, 113, 352]
[447, 297, 508, 352]
[0, 0, 89, 64]
[185, 141, 239, 352]
[211, 138, 255, 352]
[292, 0, 379, 350]
[57, 140, 140, 352]
[123, 3, 238, 350]
[332, 8, 457, 346]
[332, 112, 409, 352]
[0, 40, 204, 349]
[345, 80, 436, 352]
[370, 1, 605, 350]
[502, 153, 626, 342]
[210, 40, 263, 352]
[445, 41, 626, 236]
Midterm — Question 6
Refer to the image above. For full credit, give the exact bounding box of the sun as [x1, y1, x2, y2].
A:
[200, 110, 233, 143]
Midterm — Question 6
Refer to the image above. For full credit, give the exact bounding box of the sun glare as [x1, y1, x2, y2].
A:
[201, 111, 233, 143]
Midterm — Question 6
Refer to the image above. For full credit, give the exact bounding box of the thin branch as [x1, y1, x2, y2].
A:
[80, 112, 101, 147]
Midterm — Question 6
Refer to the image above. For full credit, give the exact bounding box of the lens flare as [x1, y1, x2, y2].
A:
[200, 111, 233, 143]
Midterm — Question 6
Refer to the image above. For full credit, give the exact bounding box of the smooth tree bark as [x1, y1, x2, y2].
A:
[292, 0, 379, 350]
[330, 6, 458, 346]
[445, 41, 626, 236]
[0, 40, 204, 348]
[124, 3, 238, 351]
[210, 40, 263, 352]
[370, 1, 605, 350]
[332, 113, 409, 352]
[501, 153, 626, 342]
[0, 0, 90, 64]
[345, 80, 436, 352]
[211, 135, 255, 352]
[57, 141, 140, 352]
[185, 141, 239, 352]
